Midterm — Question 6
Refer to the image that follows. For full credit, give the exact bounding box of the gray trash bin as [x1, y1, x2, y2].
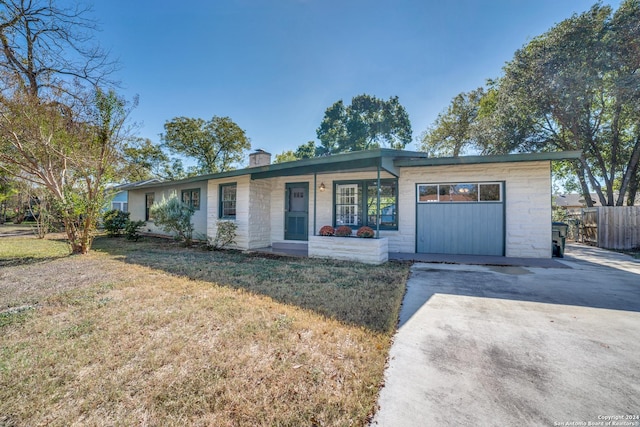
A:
[552, 222, 569, 257]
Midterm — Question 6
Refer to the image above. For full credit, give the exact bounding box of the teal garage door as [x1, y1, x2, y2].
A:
[416, 183, 505, 256]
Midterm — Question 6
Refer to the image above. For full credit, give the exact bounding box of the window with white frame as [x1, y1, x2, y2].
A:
[334, 179, 398, 229]
[111, 201, 128, 212]
[335, 183, 360, 226]
[219, 183, 237, 219]
[181, 188, 201, 210]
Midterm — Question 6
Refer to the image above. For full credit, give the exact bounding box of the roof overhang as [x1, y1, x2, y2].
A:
[123, 150, 582, 190]
[249, 149, 411, 179]
[393, 151, 582, 167]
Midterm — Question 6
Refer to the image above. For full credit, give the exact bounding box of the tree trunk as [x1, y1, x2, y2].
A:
[609, 102, 623, 205]
[578, 156, 607, 206]
[627, 171, 639, 206]
[617, 134, 640, 206]
[585, 141, 611, 206]
[61, 212, 86, 254]
[574, 161, 594, 207]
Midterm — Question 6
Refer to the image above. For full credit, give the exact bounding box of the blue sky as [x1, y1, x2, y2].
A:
[92, 0, 621, 158]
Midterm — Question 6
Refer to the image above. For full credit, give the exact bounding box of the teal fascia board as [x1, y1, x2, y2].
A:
[249, 148, 410, 180]
[123, 149, 579, 191]
[124, 149, 409, 190]
[394, 151, 582, 167]
[251, 157, 379, 179]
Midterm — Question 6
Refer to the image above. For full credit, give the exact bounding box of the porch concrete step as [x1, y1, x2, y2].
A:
[272, 241, 308, 251]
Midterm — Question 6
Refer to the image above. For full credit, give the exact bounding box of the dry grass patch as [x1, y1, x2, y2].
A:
[92, 236, 407, 333]
[0, 235, 408, 426]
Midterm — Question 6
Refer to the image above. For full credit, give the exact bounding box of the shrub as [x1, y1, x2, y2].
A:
[149, 194, 195, 245]
[125, 220, 146, 241]
[208, 220, 237, 250]
[356, 226, 375, 238]
[103, 209, 130, 237]
[319, 225, 335, 236]
[335, 225, 353, 237]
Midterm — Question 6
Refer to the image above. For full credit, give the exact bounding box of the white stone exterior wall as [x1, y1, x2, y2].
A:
[248, 178, 272, 249]
[207, 175, 250, 249]
[128, 181, 208, 238]
[204, 171, 395, 248]
[130, 160, 551, 258]
[397, 161, 552, 258]
[263, 171, 393, 244]
[207, 175, 277, 250]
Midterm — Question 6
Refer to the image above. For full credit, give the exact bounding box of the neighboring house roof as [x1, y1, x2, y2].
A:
[111, 178, 163, 191]
[555, 192, 640, 207]
[554, 193, 601, 208]
[126, 149, 583, 190]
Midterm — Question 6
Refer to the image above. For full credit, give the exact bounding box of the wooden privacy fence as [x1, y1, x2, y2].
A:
[581, 207, 640, 250]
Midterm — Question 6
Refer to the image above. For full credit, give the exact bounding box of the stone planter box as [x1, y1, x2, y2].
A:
[308, 235, 388, 265]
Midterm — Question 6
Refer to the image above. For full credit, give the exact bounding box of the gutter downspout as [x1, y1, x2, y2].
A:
[313, 173, 317, 236]
[376, 165, 381, 238]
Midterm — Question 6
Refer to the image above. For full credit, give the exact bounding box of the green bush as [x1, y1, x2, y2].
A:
[208, 220, 237, 250]
[125, 220, 146, 241]
[149, 194, 195, 245]
[103, 209, 130, 237]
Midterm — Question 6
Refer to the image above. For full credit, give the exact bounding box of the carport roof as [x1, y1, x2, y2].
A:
[124, 149, 582, 190]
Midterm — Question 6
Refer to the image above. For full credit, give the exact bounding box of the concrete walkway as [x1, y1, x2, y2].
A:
[371, 244, 640, 426]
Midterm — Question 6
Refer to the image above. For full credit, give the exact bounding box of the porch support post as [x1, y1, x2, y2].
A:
[313, 173, 317, 236]
[376, 165, 381, 238]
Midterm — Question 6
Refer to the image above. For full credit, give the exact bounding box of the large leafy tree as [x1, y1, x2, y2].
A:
[274, 140, 318, 164]
[0, 0, 130, 253]
[273, 150, 298, 164]
[121, 138, 188, 181]
[121, 138, 170, 182]
[498, 0, 640, 206]
[162, 116, 251, 174]
[422, 1, 640, 206]
[317, 94, 412, 154]
[420, 89, 484, 157]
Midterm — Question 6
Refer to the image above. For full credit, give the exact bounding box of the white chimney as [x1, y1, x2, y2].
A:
[249, 149, 271, 167]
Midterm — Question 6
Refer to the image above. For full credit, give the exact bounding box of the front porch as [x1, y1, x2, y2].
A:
[252, 241, 309, 258]
[251, 242, 566, 268]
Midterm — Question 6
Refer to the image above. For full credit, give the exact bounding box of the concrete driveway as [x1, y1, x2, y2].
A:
[372, 244, 640, 426]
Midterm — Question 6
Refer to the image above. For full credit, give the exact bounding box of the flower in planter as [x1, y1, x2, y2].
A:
[356, 226, 375, 238]
[335, 225, 353, 237]
[319, 225, 335, 236]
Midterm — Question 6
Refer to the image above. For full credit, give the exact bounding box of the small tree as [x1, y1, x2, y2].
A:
[149, 194, 195, 245]
[0, 88, 135, 253]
